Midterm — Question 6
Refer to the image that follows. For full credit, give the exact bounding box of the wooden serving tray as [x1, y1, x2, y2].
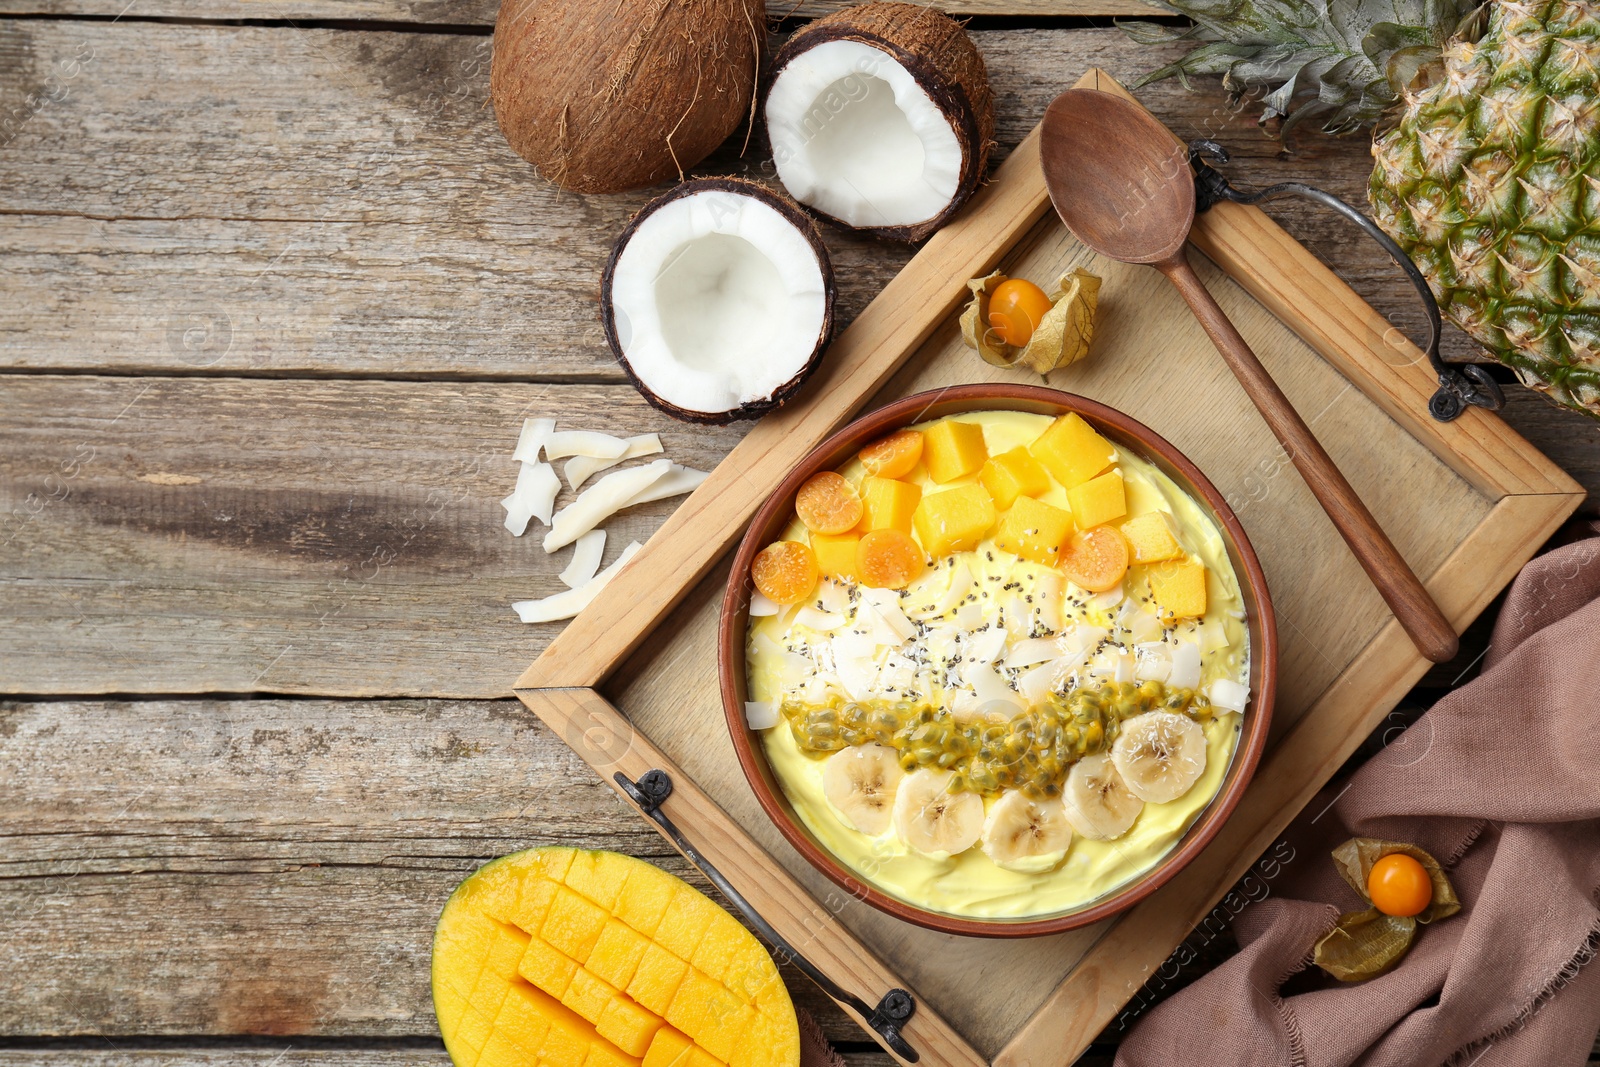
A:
[513, 70, 1583, 1065]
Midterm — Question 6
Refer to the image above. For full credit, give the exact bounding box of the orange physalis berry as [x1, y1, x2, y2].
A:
[1367, 853, 1433, 918]
[859, 430, 924, 480]
[795, 471, 864, 535]
[1059, 525, 1129, 593]
[856, 528, 925, 589]
[987, 278, 1053, 347]
[751, 540, 819, 606]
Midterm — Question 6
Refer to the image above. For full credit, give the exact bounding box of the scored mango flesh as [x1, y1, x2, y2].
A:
[433, 848, 800, 1067]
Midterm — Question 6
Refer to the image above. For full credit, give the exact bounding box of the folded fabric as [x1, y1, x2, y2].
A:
[1117, 526, 1600, 1067]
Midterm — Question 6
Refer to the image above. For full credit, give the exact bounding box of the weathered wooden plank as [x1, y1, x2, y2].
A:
[0, 1049, 902, 1067]
[0, 376, 742, 697]
[0, 696, 865, 1044]
[0, 0, 1165, 22]
[0, 17, 1519, 383]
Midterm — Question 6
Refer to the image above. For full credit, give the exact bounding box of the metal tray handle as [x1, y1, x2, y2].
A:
[1188, 139, 1504, 423]
[614, 769, 919, 1062]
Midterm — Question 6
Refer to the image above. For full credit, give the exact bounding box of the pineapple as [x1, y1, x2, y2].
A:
[1129, 0, 1600, 419]
[1371, 0, 1600, 417]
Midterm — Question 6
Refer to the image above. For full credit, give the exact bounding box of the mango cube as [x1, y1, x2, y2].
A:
[496, 983, 554, 1050]
[860, 476, 921, 535]
[684, 1051, 722, 1067]
[642, 1027, 695, 1067]
[542, 887, 610, 962]
[484, 923, 532, 979]
[979, 446, 1051, 510]
[993, 497, 1074, 566]
[1066, 469, 1126, 530]
[1029, 413, 1117, 489]
[588, 920, 651, 991]
[562, 968, 618, 1025]
[510, 877, 559, 934]
[809, 533, 859, 581]
[627, 944, 689, 1015]
[1149, 559, 1207, 620]
[1120, 512, 1185, 563]
[595, 995, 663, 1057]
[477, 1029, 525, 1067]
[652, 889, 719, 961]
[667, 970, 752, 1062]
[913, 483, 997, 557]
[923, 419, 988, 483]
[585, 1042, 643, 1067]
[564, 851, 633, 911]
[613, 869, 675, 939]
[518, 937, 579, 998]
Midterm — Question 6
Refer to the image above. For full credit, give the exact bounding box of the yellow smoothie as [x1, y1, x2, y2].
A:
[745, 410, 1250, 920]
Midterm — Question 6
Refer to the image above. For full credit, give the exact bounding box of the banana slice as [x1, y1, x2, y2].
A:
[822, 744, 904, 835]
[1111, 711, 1208, 804]
[980, 790, 1073, 872]
[1061, 753, 1144, 840]
[892, 768, 984, 857]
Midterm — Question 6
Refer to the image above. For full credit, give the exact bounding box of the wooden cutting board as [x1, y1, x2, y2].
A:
[512, 69, 1583, 1064]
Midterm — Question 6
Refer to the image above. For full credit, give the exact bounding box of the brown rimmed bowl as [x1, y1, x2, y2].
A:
[718, 384, 1277, 938]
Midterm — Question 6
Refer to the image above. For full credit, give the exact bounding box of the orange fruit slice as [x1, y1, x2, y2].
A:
[857, 529, 925, 589]
[1059, 526, 1129, 592]
[859, 430, 924, 480]
[795, 472, 864, 535]
[751, 541, 819, 605]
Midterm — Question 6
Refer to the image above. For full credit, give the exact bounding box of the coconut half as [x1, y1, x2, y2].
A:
[764, 2, 995, 242]
[602, 177, 835, 424]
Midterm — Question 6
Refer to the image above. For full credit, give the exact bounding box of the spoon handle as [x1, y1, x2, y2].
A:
[1158, 248, 1459, 664]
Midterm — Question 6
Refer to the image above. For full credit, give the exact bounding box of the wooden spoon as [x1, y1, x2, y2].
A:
[1039, 88, 1459, 663]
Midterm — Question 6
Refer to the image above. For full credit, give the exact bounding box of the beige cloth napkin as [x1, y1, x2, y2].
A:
[1117, 526, 1600, 1067]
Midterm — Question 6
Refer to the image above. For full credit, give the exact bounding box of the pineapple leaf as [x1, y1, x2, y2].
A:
[1121, 0, 1483, 133]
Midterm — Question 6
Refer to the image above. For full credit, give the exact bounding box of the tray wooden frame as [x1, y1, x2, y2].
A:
[513, 70, 1584, 1065]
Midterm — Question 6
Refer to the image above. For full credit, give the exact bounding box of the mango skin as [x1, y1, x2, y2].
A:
[432, 848, 799, 1067]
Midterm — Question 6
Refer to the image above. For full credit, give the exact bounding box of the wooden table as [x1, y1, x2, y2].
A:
[3, 3, 1597, 1065]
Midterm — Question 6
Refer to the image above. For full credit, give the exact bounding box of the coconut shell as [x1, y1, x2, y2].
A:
[601, 177, 837, 425]
[491, 0, 763, 194]
[768, 1, 995, 241]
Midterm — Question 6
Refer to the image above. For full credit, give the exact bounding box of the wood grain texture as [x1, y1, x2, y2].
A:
[7, 16, 1585, 396]
[0, 695, 869, 1045]
[0, 376, 741, 697]
[0, 0, 1165, 20]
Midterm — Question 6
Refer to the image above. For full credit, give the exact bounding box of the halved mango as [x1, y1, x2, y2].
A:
[434, 848, 798, 1067]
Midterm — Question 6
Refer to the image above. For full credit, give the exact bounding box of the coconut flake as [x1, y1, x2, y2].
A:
[1004, 636, 1064, 670]
[748, 590, 780, 617]
[1134, 642, 1171, 682]
[1209, 678, 1249, 713]
[559, 529, 607, 589]
[795, 605, 846, 632]
[968, 626, 1008, 666]
[969, 662, 1024, 714]
[744, 701, 780, 730]
[544, 430, 632, 461]
[859, 588, 917, 641]
[512, 417, 556, 464]
[512, 541, 643, 623]
[1169, 641, 1202, 689]
[1088, 584, 1125, 612]
[625, 464, 709, 507]
[543, 459, 671, 552]
[563, 433, 664, 491]
[502, 461, 561, 536]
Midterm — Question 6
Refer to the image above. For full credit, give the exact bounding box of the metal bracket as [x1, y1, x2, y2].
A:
[1188, 139, 1505, 423]
[615, 769, 920, 1062]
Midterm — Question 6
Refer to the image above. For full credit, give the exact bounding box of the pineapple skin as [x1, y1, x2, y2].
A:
[1370, 0, 1600, 420]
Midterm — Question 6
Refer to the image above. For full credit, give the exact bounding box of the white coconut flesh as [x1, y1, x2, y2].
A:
[610, 189, 828, 418]
[766, 39, 963, 230]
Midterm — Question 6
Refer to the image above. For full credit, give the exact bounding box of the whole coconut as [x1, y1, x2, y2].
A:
[491, 0, 763, 194]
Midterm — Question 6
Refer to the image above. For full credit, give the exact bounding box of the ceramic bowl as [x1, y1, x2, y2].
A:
[718, 384, 1276, 937]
